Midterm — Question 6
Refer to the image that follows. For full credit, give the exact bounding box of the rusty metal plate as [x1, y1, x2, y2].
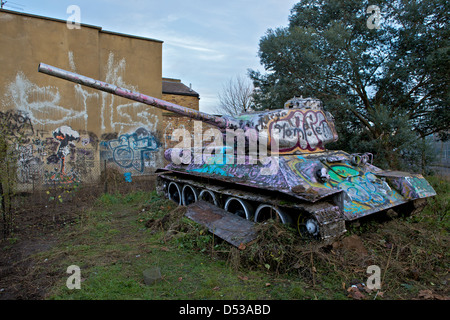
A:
[185, 201, 257, 247]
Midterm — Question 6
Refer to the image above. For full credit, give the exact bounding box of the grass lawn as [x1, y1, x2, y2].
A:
[2, 176, 448, 301]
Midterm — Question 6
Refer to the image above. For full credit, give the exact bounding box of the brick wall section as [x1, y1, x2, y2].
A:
[162, 91, 199, 149]
[162, 79, 220, 161]
[162, 92, 199, 110]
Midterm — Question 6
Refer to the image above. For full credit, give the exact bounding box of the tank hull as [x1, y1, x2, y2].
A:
[159, 150, 436, 222]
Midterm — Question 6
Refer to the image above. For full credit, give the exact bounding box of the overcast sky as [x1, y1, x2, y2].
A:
[5, 0, 298, 113]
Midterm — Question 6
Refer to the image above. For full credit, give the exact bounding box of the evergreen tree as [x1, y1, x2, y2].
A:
[249, 0, 449, 170]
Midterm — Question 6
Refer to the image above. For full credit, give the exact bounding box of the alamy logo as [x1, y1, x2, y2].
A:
[366, 265, 381, 290]
[66, 265, 81, 289]
[367, 5, 381, 30]
[66, 5, 81, 30]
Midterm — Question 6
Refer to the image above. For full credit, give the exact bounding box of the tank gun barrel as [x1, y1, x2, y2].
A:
[38, 63, 239, 130]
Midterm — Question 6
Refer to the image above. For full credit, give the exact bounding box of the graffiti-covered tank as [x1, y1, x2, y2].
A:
[38, 63, 437, 242]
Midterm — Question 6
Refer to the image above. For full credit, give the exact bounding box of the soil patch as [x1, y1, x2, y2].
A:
[0, 177, 155, 300]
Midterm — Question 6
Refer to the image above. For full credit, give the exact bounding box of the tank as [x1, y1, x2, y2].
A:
[38, 63, 437, 242]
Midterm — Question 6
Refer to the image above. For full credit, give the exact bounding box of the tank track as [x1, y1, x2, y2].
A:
[156, 172, 347, 242]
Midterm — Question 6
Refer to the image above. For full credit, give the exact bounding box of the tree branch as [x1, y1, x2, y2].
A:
[392, 74, 429, 110]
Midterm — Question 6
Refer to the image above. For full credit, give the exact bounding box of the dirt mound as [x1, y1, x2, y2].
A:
[146, 207, 449, 299]
[145, 205, 187, 231]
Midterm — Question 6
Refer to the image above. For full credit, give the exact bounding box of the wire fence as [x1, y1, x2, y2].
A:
[15, 158, 160, 196]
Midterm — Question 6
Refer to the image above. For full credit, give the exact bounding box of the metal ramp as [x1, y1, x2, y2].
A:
[185, 201, 257, 247]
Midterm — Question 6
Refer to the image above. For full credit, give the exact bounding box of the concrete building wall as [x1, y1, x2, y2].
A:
[0, 9, 164, 189]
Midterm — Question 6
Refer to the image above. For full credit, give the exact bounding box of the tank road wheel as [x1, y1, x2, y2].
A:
[254, 204, 292, 224]
[224, 197, 253, 220]
[167, 182, 182, 205]
[297, 214, 320, 239]
[182, 184, 199, 206]
[198, 189, 218, 206]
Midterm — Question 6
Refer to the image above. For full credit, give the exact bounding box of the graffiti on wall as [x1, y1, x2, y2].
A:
[45, 125, 81, 184]
[0, 110, 37, 184]
[0, 110, 34, 141]
[0, 110, 99, 186]
[1, 51, 162, 187]
[2, 51, 159, 134]
[43, 126, 98, 185]
[100, 127, 160, 173]
[100, 52, 159, 133]
[2, 72, 89, 127]
[16, 144, 42, 184]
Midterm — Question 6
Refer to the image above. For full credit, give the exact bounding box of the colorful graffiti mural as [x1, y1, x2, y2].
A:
[170, 150, 434, 220]
[101, 127, 160, 173]
[0, 107, 158, 187]
[282, 155, 405, 217]
[25, 126, 98, 185]
[45, 126, 81, 184]
[0, 51, 165, 190]
[383, 174, 436, 200]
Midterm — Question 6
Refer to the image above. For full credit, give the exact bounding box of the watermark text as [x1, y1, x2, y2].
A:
[66, 5, 81, 30]
[367, 5, 381, 29]
[66, 265, 81, 289]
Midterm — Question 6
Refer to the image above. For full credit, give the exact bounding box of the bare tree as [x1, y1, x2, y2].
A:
[214, 75, 254, 116]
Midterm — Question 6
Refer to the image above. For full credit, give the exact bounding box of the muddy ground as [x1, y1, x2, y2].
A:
[0, 177, 154, 300]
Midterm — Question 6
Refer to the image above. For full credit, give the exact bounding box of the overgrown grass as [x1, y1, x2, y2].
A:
[412, 175, 449, 231]
[41, 177, 448, 300]
[44, 191, 304, 300]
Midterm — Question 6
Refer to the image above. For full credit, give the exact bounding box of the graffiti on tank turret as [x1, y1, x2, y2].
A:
[267, 109, 336, 153]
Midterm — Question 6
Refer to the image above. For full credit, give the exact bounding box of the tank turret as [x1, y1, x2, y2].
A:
[38, 63, 337, 154]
